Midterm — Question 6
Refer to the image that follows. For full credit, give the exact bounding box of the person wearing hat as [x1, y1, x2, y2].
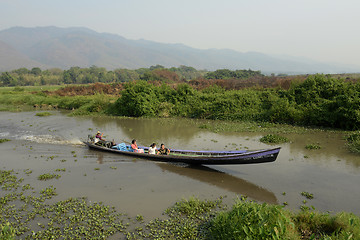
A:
[95, 131, 104, 141]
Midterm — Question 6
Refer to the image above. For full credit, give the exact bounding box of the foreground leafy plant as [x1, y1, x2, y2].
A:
[140, 197, 225, 239]
[346, 132, 360, 153]
[294, 210, 360, 239]
[0, 170, 129, 239]
[0, 222, 15, 239]
[206, 199, 299, 240]
[1, 170, 360, 239]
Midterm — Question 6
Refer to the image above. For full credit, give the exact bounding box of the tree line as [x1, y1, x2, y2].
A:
[0, 65, 263, 87]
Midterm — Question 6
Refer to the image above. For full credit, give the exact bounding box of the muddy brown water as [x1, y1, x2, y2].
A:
[0, 111, 359, 220]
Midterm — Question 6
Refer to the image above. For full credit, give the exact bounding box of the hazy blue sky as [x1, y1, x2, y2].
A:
[1, 0, 359, 66]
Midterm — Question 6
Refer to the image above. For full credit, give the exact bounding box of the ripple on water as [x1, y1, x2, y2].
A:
[19, 134, 83, 145]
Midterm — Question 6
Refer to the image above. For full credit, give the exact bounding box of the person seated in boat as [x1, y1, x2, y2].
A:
[95, 131, 104, 141]
[131, 139, 138, 150]
[148, 143, 157, 154]
[94, 131, 106, 145]
[109, 140, 116, 148]
[131, 139, 144, 153]
[157, 143, 170, 155]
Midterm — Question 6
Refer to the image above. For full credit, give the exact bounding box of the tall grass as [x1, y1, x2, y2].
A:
[346, 132, 360, 153]
[206, 199, 299, 239]
[206, 199, 360, 240]
[0, 89, 115, 115]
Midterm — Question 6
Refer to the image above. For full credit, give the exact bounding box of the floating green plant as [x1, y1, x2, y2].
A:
[198, 124, 210, 129]
[35, 112, 52, 117]
[0, 223, 15, 239]
[0, 138, 11, 143]
[259, 134, 289, 144]
[22, 184, 32, 191]
[1, 169, 360, 239]
[23, 169, 32, 175]
[300, 205, 310, 211]
[301, 191, 314, 199]
[40, 186, 58, 199]
[305, 143, 321, 150]
[55, 168, 66, 172]
[37, 173, 61, 181]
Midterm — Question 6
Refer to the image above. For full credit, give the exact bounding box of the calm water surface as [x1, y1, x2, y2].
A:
[0, 111, 359, 219]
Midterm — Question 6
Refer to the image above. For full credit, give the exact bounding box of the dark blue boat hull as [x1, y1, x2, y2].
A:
[84, 142, 280, 165]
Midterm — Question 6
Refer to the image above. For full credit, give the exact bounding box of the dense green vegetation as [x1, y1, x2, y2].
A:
[0, 65, 208, 86]
[0, 86, 115, 116]
[111, 75, 360, 130]
[204, 69, 263, 79]
[1, 169, 359, 239]
[0, 223, 15, 239]
[1, 74, 360, 131]
[346, 132, 360, 153]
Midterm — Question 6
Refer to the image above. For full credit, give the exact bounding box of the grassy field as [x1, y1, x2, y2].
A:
[0, 85, 63, 93]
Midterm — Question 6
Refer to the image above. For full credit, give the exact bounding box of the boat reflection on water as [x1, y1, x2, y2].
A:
[96, 153, 104, 164]
[157, 163, 278, 204]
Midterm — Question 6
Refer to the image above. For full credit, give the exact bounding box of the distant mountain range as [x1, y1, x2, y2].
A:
[0, 26, 358, 74]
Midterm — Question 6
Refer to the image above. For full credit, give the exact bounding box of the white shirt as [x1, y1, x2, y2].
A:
[148, 146, 156, 154]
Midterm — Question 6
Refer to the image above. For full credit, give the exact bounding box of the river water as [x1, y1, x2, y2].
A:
[0, 111, 359, 219]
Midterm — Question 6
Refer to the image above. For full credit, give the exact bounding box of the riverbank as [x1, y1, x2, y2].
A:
[1, 169, 359, 239]
[0, 82, 359, 128]
[2, 75, 360, 130]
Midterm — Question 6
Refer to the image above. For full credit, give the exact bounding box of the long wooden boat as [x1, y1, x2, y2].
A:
[83, 141, 280, 165]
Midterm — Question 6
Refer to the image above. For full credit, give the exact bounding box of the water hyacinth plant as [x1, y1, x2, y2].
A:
[0, 138, 11, 143]
[305, 143, 321, 150]
[1, 170, 360, 239]
[260, 134, 289, 144]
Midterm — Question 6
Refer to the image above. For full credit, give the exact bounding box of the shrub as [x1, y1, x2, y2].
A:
[207, 199, 299, 239]
[294, 211, 360, 239]
[112, 81, 161, 117]
[346, 132, 360, 153]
